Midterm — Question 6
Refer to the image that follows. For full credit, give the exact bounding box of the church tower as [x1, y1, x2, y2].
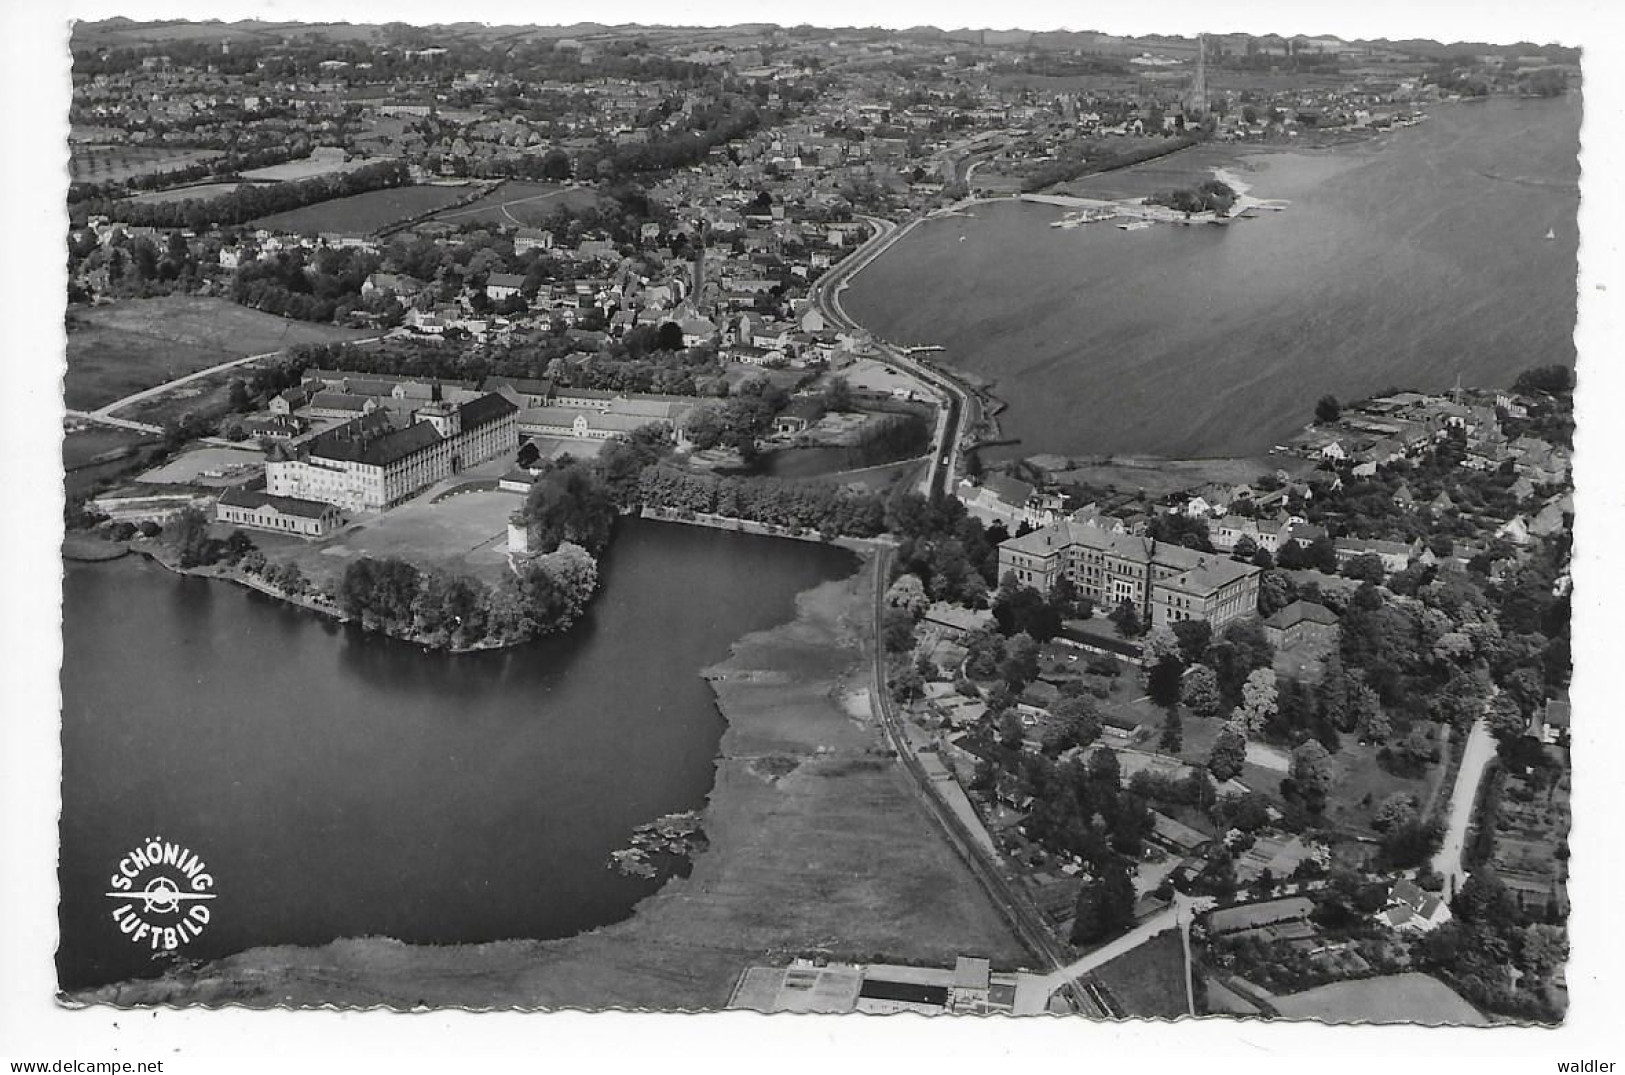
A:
[1187, 34, 1209, 119]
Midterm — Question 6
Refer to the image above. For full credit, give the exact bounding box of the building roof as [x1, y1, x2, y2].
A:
[309, 391, 375, 412]
[952, 956, 991, 991]
[218, 487, 336, 519]
[1263, 600, 1340, 630]
[981, 472, 1035, 507]
[1156, 554, 1261, 598]
[487, 272, 527, 288]
[458, 392, 519, 428]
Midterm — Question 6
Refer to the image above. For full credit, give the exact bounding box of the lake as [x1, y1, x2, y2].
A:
[57, 519, 856, 990]
[844, 96, 1581, 460]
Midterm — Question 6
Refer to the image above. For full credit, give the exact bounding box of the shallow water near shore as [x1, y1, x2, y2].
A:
[846, 95, 1580, 460]
[57, 518, 856, 991]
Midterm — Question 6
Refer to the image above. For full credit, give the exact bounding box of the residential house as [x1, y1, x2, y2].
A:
[1263, 600, 1340, 651]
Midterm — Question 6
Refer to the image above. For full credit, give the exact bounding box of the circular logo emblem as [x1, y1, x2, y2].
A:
[103, 837, 217, 952]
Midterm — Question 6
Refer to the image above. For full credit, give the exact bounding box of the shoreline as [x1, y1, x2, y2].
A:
[66, 550, 1028, 1009]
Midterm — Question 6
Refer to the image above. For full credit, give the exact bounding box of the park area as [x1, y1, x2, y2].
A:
[65, 297, 368, 412]
[251, 184, 475, 236]
[1271, 972, 1487, 1026]
[426, 181, 600, 228]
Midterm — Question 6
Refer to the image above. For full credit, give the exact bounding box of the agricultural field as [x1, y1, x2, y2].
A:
[65, 296, 368, 412]
[69, 144, 224, 185]
[251, 184, 476, 237]
[1272, 972, 1487, 1026]
[427, 181, 601, 228]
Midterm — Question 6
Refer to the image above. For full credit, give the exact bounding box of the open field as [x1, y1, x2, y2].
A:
[427, 180, 601, 228]
[1040, 454, 1320, 498]
[255, 461, 520, 591]
[63, 425, 153, 471]
[1091, 928, 1188, 1018]
[241, 155, 393, 183]
[69, 144, 223, 185]
[65, 297, 368, 411]
[1272, 972, 1487, 1026]
[136, 445, 265, 486]
[252, 184, 475, 236]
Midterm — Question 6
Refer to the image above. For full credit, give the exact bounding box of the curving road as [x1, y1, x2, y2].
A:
[811, 215, 978, 502]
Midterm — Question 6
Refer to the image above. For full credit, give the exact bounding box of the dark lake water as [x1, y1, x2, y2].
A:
[845, 96, 1581, 459]
[58, 519, 856, 990]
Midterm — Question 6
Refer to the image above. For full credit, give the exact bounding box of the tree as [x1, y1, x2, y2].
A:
[521, 459, 617, 555]
[1182, 664, 1222, 718]
[1000, 631, 1041, 689]
[1234, 666, 1278, 733]
[1171, 619, 1211, 665]
[1372, 792, 1418, 832]
[1051, 696, 1103, 752]
[1315, 395, 1341, 424]
[822, 375, 853, 411]
[163, 506, 215, 568]
[1208, 727, 1247, 781]
[1109, 598, 1142, 638]
[1486, 692, 1528, 744]
[1342, 552, 1386, 584]
[881, 607, 917, 653]
[964, 626, 1006, 679]
[1289, 740, 1336, 798]
[890, 661, 926, 704]
[884, 572, 930, 618]
[1070, 860, 1137, 945]
[1159, 707, 1184, 752]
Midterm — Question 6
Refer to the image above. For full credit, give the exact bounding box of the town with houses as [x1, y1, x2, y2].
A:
[54, 17, 1577, 1029]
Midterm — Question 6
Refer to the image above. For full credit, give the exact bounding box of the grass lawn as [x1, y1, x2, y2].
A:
[1272, 972, 1487, 1026]
[263, 485, 520, 593]
[1091, 929, 1189, 1019]
[252, 185, 473, 236]
[65, 297, 368, 411]
[427, 181, 601, 228]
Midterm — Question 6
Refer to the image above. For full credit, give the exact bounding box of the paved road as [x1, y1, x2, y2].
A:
[65, 410, 163, 435]
[809, 215, 975, 501]
[90, 335, 383, 422]
[1433, 716, 1497, 898]
[1032, 892, 1212, 998]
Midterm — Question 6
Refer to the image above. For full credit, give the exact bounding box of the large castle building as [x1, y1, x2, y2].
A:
[998, 513, 1261, 630]
[266, 392, 518, 513]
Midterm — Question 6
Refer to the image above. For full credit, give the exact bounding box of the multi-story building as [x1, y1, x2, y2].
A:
[998, 513, 1262, 630]
[266, 392, 518, 513]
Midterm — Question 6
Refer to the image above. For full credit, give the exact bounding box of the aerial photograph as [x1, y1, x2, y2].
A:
[15, 2, 1598, 1056]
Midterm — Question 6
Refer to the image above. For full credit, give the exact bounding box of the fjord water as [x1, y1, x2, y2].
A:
[57, 519, 855, 990]
[844, 96, 1581, 459]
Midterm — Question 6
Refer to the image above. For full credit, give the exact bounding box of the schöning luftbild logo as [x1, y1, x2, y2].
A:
[104, 836, 217, 951]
